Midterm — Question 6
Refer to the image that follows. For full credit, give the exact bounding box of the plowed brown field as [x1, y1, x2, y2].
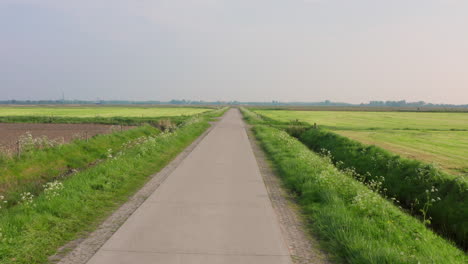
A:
[0, 123, 135, 152]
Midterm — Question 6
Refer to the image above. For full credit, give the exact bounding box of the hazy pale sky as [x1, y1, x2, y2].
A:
[1, 0, 467, 103]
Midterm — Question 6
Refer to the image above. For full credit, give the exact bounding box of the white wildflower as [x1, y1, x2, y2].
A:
[43, 180, 64, 200]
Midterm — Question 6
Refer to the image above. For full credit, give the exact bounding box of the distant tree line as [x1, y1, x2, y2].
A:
[0, 99, 467, 108]
[365, 100, 466, 108]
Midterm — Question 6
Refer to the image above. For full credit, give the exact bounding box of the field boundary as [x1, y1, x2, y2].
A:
[52, 120, 219, 264]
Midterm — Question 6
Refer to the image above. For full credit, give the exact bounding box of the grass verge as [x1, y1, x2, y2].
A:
[299, 128, 467, 248]
[0, 125, 160, 206]
[250, 124, 466, 263]
[0, 115, 212, 264]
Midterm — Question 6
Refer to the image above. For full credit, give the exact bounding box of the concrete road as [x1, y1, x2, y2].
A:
[87, 109, 292, 264]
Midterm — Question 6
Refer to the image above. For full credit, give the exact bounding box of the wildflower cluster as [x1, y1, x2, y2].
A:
[351, 189, 385, 214]
[107, 148, 113, 158]
[18, 132, 63, 153]
[180, 116, 202, 127]
[43, 180, 64, 200]
[156, 119, 177, 131]
[0, 195, 7, 209]
[418, 185, 441, 225]
[107, 127, 181, 162]
[19, 192, 35, 207]
[415, 164, 440, 183]
[319, 148, 333, 163]
[366, 176, 385, 194]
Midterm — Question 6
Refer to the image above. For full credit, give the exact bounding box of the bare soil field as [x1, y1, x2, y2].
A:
[0, 123, 135, 152]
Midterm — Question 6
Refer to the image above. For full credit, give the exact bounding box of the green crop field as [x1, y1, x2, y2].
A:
[0, 106, 210, 118]
[254, 109, 468, 176]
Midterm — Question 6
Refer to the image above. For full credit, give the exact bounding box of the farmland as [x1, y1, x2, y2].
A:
[0, 105, 466, 263]
[0, 106, 210, 118]
[0, 106, 220, 200]
[0, 123, 135, 153]
[336, 130, 468, 175]
[255, 109, 468, 176]
[254, 109, 468, 130]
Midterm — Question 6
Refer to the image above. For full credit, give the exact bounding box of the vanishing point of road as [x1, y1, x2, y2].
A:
[87, 109, 292, 264]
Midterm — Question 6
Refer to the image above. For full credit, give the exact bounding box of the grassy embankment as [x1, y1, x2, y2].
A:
[299, 129, 467, 248]
[241, 108, 466, 263]
[253, 109, 467, 248]
[0, 107, 227, 264]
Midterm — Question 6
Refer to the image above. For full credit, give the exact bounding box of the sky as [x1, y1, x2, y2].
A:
[0, 0, 467, 104]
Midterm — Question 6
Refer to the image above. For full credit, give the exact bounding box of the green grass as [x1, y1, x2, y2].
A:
[248, 122, 466, 263]
[255, 110, 468, 130]
[254, 109, 468, 176]
[335, 130, 468, 176]
[0, 106, 210, 118]
[0, 115, 212, 264]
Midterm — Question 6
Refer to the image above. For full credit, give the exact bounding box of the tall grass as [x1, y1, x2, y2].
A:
[251, 124, 465, 263]
[0, 126, 160, 207]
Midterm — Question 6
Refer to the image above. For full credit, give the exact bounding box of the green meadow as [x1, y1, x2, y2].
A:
[336, 130, 468, 176]
[0, 106, 210, 118]
[255, 109, 468, 176]
[255, 110, 468, 130]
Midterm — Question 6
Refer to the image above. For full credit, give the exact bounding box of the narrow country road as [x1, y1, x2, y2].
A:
[87, 109, 292, 264]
